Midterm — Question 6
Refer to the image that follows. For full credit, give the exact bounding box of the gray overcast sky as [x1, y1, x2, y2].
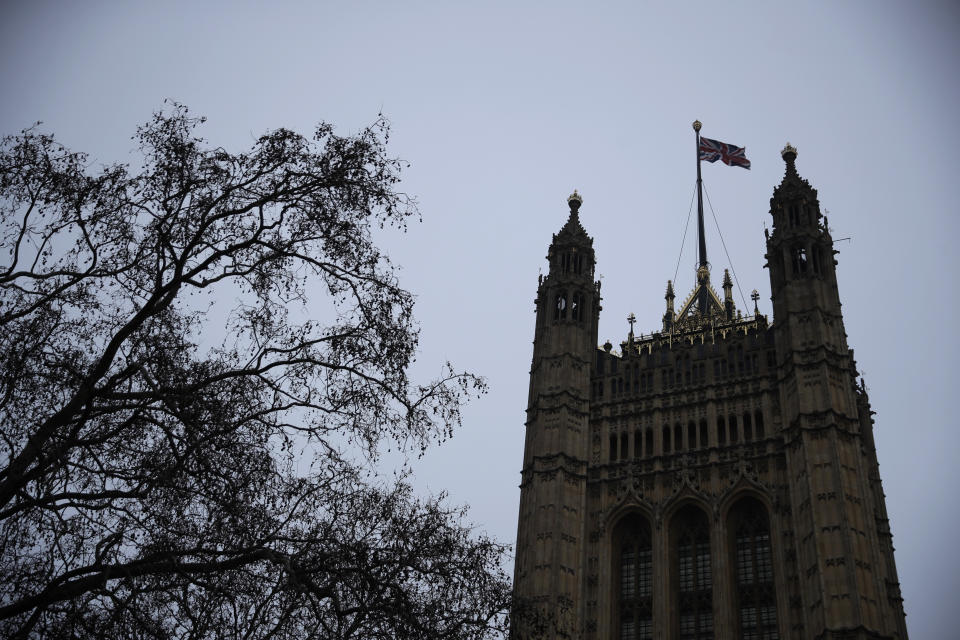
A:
[2, 2, 956, 637]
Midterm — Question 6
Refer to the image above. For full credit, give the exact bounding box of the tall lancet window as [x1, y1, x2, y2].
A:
[616, 514, 654, 640]
[730, 498, 779, 640]
[673, 506, 713, 640]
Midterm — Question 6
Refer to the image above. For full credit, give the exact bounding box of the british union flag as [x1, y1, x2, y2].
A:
[699, 137, 751, 169]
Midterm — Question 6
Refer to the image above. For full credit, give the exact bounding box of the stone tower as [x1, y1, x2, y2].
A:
[512, 148, 908, 640]
[513, 191, 600, 637]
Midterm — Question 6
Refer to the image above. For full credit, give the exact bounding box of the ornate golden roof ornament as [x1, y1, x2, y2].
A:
[567, 189, 582, 205]
[692, 120, 702, 132]
[781, 142, 798, 159]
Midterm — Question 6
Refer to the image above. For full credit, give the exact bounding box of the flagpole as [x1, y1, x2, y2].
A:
[693, 120, 707, 270]
[693, 120, 709, 315]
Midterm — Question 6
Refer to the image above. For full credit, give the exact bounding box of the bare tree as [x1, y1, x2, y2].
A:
[0, 104, 510, 639]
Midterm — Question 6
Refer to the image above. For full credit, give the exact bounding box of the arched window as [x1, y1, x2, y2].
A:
[743, 412, 753, 442]
[718, 416, 727, 445]
[645, 429, 654, 457]
[792, 247, 808, 276]
[663, 426, 671, 454]
[621, 432, 629, 460]
[688, 421, 697, 449]
[616, 514, 654, 640]
[699, 420, 708, 449]
[755, 411, 765, 439]
[634, 430, 642, 458]
[571, 292, 583, 322]
[555, 293, 567, 320]
[674, 423, 683, 452]
[673, 506, 713, 640]
[610, 434, 618, 462]
[729, 498, 779, 639]
[729, 415, 739, 443]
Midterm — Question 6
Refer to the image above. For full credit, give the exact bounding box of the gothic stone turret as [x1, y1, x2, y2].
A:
[765, 144, 908, 639]
[513, 153, 907, 640]
[513, 191, 601, 637]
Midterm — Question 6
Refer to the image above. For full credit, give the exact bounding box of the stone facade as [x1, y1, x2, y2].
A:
[512, 149, 908, 640]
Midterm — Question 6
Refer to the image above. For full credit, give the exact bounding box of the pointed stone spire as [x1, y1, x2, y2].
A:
[771, 142, 821, 234]
[565, 190, 583, 231]
[552, 190, 592, 249]
[722, 269, 734, 320]
[781, 142, 798, 179]
[663, 280, 676, 332]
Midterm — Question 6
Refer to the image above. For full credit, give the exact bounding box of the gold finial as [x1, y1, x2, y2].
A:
[567, 189, 582, 204]
[781, 142, 798, 159]
[692, 120, 702, 132]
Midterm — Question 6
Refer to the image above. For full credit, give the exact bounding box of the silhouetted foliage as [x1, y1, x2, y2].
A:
[0, 105, 510, 639]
